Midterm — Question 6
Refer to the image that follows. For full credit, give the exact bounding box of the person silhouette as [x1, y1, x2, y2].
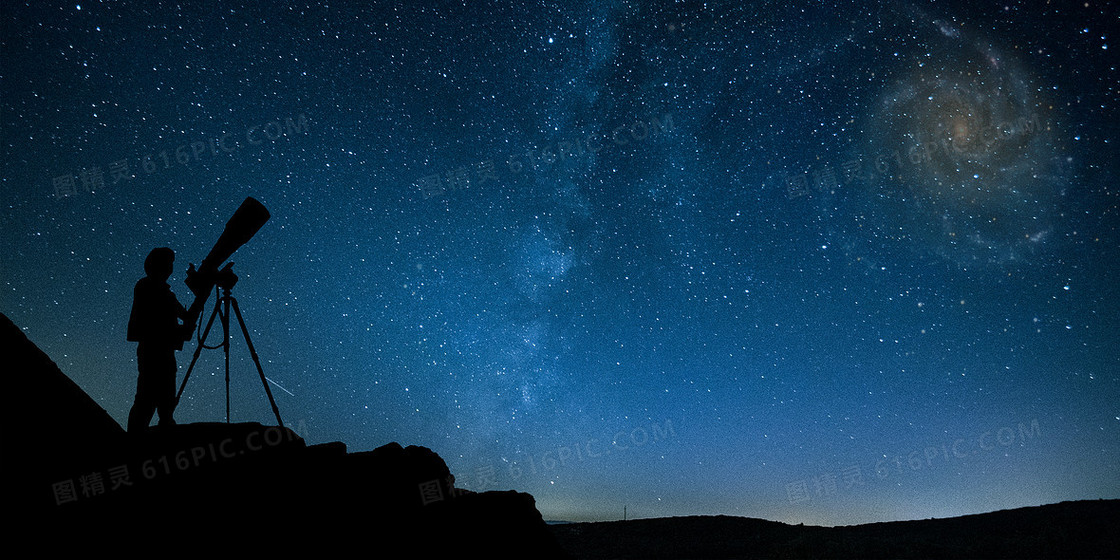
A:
[126, 247, 194, 433]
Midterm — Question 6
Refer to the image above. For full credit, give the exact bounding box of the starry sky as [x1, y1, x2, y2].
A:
[2, 1, 1118, 526]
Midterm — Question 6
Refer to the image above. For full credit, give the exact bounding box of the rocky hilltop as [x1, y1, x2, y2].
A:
[0, 312, 567, 557]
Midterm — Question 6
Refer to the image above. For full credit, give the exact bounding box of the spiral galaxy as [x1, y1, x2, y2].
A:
[854, 24, 1068, 268]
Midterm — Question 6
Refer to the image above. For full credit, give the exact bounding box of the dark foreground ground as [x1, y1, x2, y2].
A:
[548, 499, 1120, 559]
[4, 311, 1116, 559]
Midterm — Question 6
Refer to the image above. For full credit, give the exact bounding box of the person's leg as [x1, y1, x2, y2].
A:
[154, 348, 178, 427]
[128, 346, 158, 433]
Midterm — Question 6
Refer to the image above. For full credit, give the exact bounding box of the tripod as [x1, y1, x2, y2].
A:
[175, 280, 284, 427]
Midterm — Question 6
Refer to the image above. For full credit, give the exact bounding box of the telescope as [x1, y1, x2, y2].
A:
[177, 195, 283, 426]
[183, 196, 270, 327]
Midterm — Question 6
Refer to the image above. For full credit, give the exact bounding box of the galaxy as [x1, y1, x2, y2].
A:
[2, 1, 1117, 527]
[849, 12, 1068, 268]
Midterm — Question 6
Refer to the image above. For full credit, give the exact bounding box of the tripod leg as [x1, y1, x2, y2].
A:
[175, 295, 222, 408]
[230, 297, 285, 428]
[222, 295, 231, 423]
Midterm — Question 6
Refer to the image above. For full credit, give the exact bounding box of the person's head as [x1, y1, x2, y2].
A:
[144, 247, 175, 281]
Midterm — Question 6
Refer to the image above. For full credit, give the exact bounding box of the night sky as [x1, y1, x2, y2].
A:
[2, 1, 1118, 526]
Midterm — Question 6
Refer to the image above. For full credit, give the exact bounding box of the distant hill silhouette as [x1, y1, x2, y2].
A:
[549, 500, 1120, 559]
[0, 312, 567, 557]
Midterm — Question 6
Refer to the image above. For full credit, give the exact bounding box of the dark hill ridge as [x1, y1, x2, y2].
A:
[549, 500, 1120, 559]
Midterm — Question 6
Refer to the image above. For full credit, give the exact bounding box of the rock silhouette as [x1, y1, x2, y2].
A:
[1, 312, 567, 557]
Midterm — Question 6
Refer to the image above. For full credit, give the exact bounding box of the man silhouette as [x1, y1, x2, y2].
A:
[127, 247, 194, 433]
